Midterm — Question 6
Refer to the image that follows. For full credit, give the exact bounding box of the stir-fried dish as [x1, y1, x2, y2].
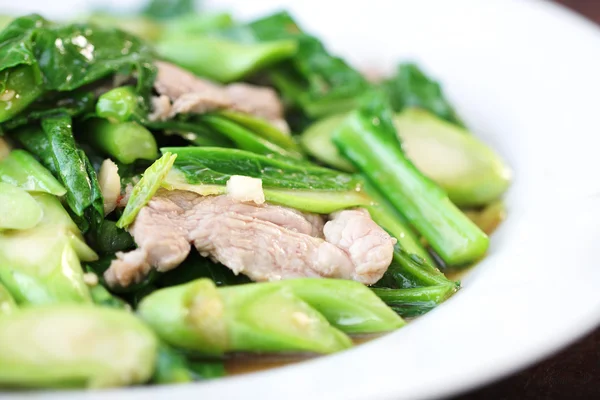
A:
[0, 0, 511, 389]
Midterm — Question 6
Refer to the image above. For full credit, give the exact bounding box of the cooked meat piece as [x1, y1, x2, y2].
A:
[324, 209, 397, 284]
[151, 61, 290, 133]
[148, 95, 171, 121]
[104, 190, 395, 288]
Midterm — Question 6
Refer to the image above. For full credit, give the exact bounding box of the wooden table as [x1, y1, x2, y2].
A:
[454, 1, 600, 398]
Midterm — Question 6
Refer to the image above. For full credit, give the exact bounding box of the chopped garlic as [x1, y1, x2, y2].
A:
[226, 175, 265, 204]
[98, 159, 121, 215]
[83, 272, 99, 286]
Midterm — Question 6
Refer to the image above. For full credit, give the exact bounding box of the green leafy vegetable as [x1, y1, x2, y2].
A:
[372, 284, 457, 318]
[152, 343, 225, 384]
[41, 115, 94, 216]
[381, 63, 465, 127]
[81, 118, 158, 164]
[0, 305, 158, 388]
[199, 115, 301, 158]
[0, 149, 65, 195]
[162, 147, 370, 213]
[117, 152, 177, 228]
[95, 86, 143, 123]
[138, 278, 352, 355]
[143, 0, 195, 21]
[333, 93, 489, 266]
[158, 252, 250, 288]
[0, 193, 96, 305]
[87, 220, 135, 255]
[156, 35, 297, 83]
[0, 182, 43, 230]
[261, 279, 405, 334]
[0, 14, 156, 121]
[0, 65, 43, 123]
[217, 110, 300, 152]
[245, 12, 369, 117]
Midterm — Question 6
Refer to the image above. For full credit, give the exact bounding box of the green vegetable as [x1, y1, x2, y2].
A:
[0, 182, 43, 230]
[161, 147, 371, 213]
[0, 282, 18, 316]
[0, 65, 43, 123]
[0, 14, 156, 108]
[41, 115, 95, 217]
[138, 278, 352, 355]
[263, 279, 405, 334]
[381, 63, 465, 127]
[95, 86, 143, 123]
[333, 94, 489, 266]
[0, 305, 158, 388]
[200, 115, 301, 158]
[0, 193, 96, 305]
[301, 109, 511, 206]
[82, 118, 158, 164]
[161, 13, 234, 38]
[300, 112, 354, 171]
[143, 0, 195, 21]
[88, 220, 135, 255]
[147, 119, 234, 147]
[86, 13, 163, 41]
[117, 152, 177, 229]
[393, 108, 512, 206]
[152, 344, 225, 383]
[2, 89, 96, 131]
[80, 149, 105, 232]
[246, 12, 369, 117]
[372, 284, 457, 318]
[156, 35, 297, 83]
[217, 110, 301, 152]
[363, 180, 432, 263]
[88, 282, 129, 310]
[376, 247, 456, 290]
[158, 252, 250, 288]
[0, 149, 66, 195]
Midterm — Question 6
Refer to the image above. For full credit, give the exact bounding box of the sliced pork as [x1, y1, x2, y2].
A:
[151, 61, 290, 133]
[104, 190, 395, 288]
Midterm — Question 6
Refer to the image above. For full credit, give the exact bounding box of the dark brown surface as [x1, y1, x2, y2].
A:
[453, 1, 600, 399]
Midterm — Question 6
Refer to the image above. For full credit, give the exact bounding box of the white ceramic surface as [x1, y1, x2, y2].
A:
[3, 0, 600, 399]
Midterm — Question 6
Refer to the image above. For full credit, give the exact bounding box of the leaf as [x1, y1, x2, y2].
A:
[0, 15, 156, 110]
[80, 149, 105, 232]
[117, 152, 177, 228]
[162, 146, 360, 190]
[380, 63, 465, 127]
[41, 115, 93, 216]
[142, 0, 196, 21]
[244, 11, 369, 117]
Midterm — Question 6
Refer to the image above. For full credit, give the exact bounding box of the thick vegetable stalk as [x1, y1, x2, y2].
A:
[372, 284, 457, 318]
[0, 149, 66, 195]
[138, 279, 353, 355]
[333, 94, 489, 266]
[300, 109, 511, 207]
[260, 279, 405, 334]
[81, 118, 158, 164]
[362, 179, 432, 263]
[0, 193, 97, 305]
[161, 147, 371, 214]
[0, 305, 158, 388]
[0, 182, 43, 230]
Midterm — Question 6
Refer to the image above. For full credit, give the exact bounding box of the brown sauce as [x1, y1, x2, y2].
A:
[225, 334, 384, 376]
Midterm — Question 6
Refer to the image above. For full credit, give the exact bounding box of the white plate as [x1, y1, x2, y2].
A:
[5, 0, 600, 399]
